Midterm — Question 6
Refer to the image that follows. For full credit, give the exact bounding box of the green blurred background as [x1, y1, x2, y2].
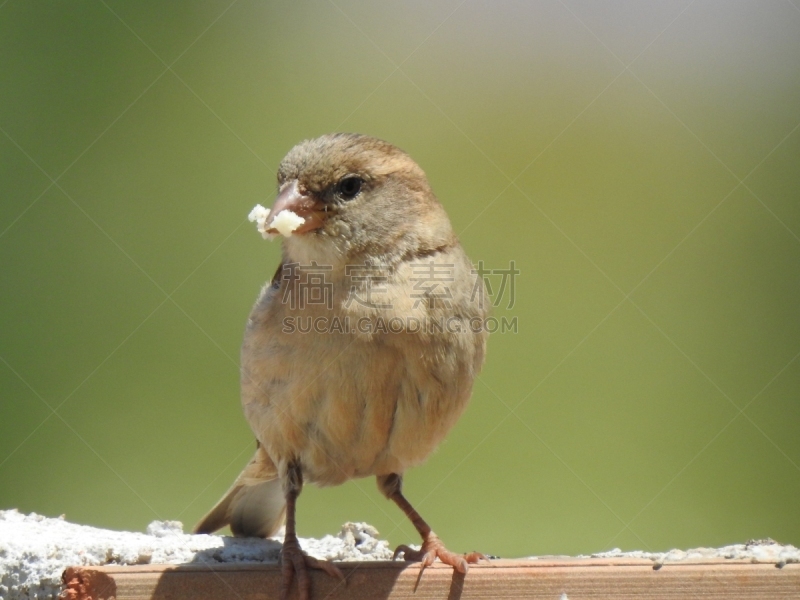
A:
[1, 1, 799, 558]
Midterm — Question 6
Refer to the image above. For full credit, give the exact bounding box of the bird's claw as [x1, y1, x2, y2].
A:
[281, 536, 344, 600]
[392, 532, 488, 575]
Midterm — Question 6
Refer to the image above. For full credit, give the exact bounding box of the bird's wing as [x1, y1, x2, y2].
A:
[192, 442, 285, 538]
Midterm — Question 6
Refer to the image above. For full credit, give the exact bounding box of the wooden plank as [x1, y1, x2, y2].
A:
[61, 558, 800, 600]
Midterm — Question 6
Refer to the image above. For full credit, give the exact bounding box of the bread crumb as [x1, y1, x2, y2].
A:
[248, 205, 305, 239]
[271, 209, 305, 237]
[247, 204, 274, 240]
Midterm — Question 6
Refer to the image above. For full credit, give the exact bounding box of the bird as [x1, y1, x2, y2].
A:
[194, 133, 489, 599]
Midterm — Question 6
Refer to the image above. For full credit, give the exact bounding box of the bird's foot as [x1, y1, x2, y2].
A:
[281, 534, 344, 600]
[393, 531, 487, 574]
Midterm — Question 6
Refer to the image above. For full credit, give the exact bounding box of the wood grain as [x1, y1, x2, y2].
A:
[61, 558, 800, 599]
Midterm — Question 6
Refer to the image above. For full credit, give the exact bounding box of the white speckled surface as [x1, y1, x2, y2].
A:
[0, 509, 393, 600]
[2, 509, 798, 600]
[583, 540, 800, 567]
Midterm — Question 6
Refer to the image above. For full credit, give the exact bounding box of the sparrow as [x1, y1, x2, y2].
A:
[194, 133, 489, 599]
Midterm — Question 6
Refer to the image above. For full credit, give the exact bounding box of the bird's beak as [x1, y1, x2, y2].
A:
[266, 180, 326, 235]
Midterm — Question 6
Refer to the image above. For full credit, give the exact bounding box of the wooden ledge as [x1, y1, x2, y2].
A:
[61, 558, 800, 599]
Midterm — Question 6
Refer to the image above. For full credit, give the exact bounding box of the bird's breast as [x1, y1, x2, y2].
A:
[241, 320, 477, 487]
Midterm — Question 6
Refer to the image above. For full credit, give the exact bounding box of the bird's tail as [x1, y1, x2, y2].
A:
[193, 444, 286, 538]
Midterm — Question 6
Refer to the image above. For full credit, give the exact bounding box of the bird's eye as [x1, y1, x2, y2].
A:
[336, 176, 363, 200]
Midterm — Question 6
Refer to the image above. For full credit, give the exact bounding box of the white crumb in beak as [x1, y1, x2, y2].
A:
[248, 205, 305, 239]
[270, 209, 305, 238]
[247, 204, 275, 240]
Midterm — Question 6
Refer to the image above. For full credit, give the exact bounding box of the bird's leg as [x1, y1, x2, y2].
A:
[377, 473, 486, 575]
[281, 461, 344, 600]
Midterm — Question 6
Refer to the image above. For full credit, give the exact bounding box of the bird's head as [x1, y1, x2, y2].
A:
[265, 133, 455, 267]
